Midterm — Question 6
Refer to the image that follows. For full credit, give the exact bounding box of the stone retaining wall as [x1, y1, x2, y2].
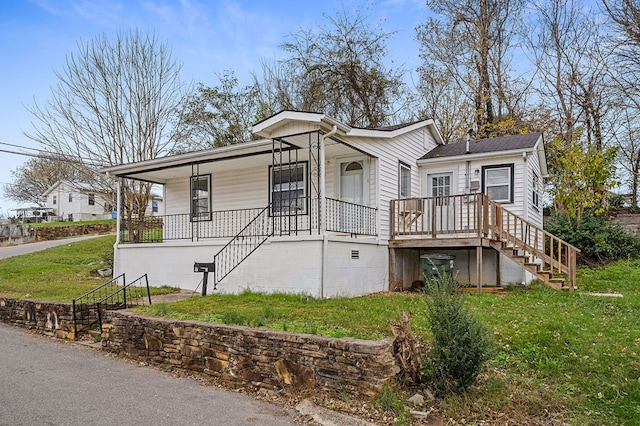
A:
[102, 310, 398, 396]
[0, 298, 77, 339]
[0, 298, 400, 396]
[35, 223, 116, 241]
[613, 214, 640, 235]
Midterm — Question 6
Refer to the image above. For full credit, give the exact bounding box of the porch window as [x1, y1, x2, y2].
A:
[152, 200, 158, 213]
[270, 162, 307, 215]
[482, 164, 514, 203]
[88, 194, 95, 206]
[532, 172, 540, 210]
[191, 175, 211, 221]
[399, 162, 411, 198]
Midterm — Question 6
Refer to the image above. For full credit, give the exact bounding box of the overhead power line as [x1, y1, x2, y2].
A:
[0, 143, 106, 168]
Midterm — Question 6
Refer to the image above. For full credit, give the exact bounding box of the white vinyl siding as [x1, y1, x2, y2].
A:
[342, 128, 438, 240]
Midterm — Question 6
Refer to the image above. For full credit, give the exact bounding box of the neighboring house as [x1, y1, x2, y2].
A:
[44, 181, 163, 222]
[43, 181, 115, 222]
[102, 110, 578, 297]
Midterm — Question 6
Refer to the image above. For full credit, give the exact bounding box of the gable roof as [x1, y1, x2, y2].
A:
[420, 133, 542, 160]
[252, 110, 444, 144]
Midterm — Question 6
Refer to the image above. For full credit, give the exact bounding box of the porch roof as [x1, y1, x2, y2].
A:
[101, 138, 281, 184]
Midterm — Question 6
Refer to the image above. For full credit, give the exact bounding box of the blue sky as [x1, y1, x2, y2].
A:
[0, 0, 431, 216]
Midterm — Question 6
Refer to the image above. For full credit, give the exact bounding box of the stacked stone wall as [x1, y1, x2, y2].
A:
[102, 310, 398, 396]
[613, 214, 640, 235]
[0, 298, 78, 339]
[0, 298, 400, 396]
[35, 223, 116, 241]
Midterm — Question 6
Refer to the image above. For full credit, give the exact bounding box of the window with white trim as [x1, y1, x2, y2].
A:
[88, 193, 95, 206]
[191, 175, 211, 221]
[68, 193, 73, 202]
[53, 195, 57, 205]
[399, 162, 411, 198]
[270, 162, 307, 215]
[482, 164, 514, 203]
[532, 172, 540, 210]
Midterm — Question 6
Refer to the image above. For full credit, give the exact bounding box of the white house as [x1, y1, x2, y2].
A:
[44, 181, 163, 222]
[102, 111, 578, 297]
[44, 181, 114, 222]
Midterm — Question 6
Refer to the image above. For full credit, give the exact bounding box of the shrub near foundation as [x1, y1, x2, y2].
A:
[423, 274, 493, 395]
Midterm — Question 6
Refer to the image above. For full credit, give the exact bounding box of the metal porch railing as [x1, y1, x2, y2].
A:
[71, 273, 151, 339]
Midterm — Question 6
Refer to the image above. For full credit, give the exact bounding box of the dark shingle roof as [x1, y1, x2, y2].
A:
[419, 133, 542, 160]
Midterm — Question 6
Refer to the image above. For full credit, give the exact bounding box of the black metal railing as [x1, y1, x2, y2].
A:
[95, 274, 151, 332]
[120, 208, 265, 243]
[212, 205, 273, 287]
[71, 273, 151, 339]
[326, 197, 377, 236]
[121, 200, 377, 244]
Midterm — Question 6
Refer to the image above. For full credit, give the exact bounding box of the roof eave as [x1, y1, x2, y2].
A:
[417, 148, 533, 165]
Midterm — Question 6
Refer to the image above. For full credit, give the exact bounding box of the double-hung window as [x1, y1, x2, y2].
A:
[399, 162, 411, 198]
[532, 172, 540, 210]
[483, 164, 514, 203]
[88, 193, 95, 206]
[191, 175, 211, 221]
[270, 162, 307, 215]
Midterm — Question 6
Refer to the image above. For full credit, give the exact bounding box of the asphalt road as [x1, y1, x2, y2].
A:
[0, 234, 109, 260]
[0, 324, 300, 426]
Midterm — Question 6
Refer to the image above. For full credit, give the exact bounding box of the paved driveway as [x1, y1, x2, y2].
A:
[0, 234, 109, 260]
[0, 324, 300, 425]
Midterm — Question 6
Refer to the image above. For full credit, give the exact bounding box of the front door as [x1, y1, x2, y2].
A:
[340, 160, 364, 204]
[426, 172, 454, 233]
[338, 159, 365, 233]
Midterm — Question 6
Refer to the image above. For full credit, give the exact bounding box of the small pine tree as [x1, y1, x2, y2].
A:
[423, 274, 493, 395]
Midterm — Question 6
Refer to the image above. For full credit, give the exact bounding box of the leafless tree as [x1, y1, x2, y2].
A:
[260, 9, 411, 128]
[417, 0, 529, 139]
[603, 0, 640, 209]
[25, 30, 185, 218]
[3, 155, 85, 207]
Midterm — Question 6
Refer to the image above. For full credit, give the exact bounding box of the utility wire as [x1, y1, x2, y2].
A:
[0, 146, 106, 168]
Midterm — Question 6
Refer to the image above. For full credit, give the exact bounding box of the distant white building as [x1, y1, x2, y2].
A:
[44, 181, 114, 222]
[43, 181, 163, 222]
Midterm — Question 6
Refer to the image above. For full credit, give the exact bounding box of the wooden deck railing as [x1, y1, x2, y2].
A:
[390, 194, 580, 289]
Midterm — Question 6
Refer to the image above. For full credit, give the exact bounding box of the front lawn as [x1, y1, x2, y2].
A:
[1, 236, 638, 424]
[136, 261, 640, 425]
[0, 235, 175, 302]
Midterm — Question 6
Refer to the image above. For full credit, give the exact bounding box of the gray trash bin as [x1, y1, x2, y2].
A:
[420, 254, 455, 281]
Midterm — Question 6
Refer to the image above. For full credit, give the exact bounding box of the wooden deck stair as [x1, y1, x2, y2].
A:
[491, 242, 570, 290]
[391, 194, 581, 291]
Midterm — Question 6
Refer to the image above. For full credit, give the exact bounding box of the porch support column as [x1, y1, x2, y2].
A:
[319, 126, 337, 299]
[113, 177, 122, 277]
[476, 244, 483, 294]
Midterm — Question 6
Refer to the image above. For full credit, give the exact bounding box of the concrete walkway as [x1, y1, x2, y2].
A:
[0, 234, 109, 260]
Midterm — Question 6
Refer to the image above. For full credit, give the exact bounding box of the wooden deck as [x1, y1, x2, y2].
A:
[389, 194, 580, 291]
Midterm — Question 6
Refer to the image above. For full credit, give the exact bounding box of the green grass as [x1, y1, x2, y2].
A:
[135, 260, 640, 425]
[2, 236, 639, 424]
[29, 219, 116, 228]
[0, 235, 176, 302]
